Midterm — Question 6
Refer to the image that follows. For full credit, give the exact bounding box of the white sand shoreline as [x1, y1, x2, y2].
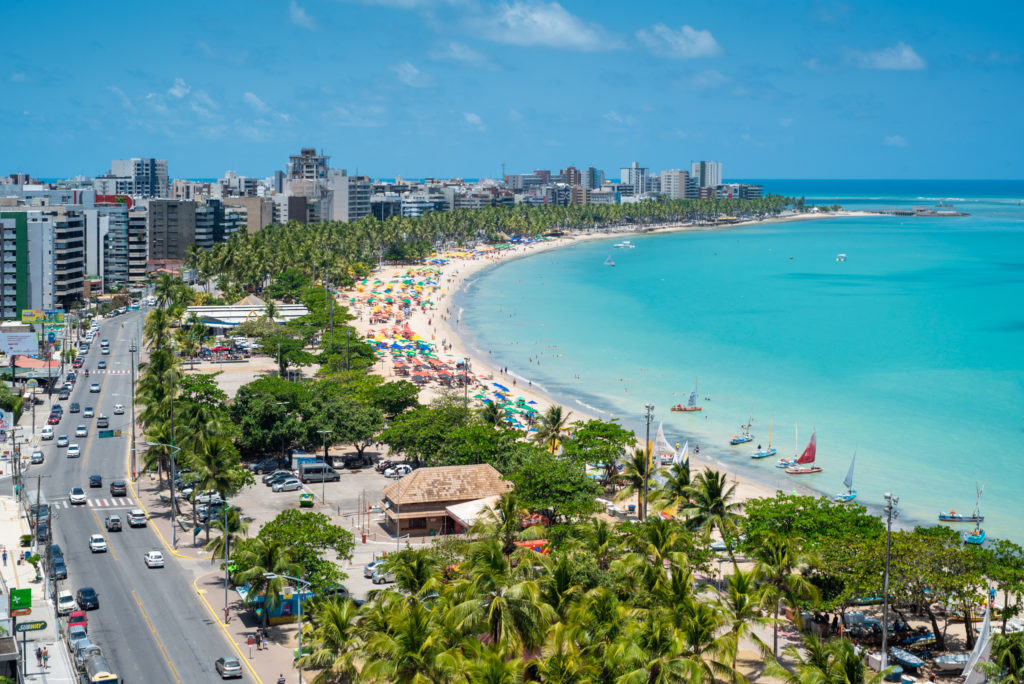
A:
[342, 211, 868, 506]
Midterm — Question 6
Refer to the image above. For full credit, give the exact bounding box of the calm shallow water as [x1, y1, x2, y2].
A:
[457, 182, 1024, 540]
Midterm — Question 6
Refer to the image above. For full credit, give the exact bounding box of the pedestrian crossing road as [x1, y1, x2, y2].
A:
[51, 497, 135, 509]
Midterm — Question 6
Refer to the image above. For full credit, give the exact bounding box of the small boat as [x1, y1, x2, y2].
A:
[890, 647, 924, 670]
[940, 483, 985, 523]
[836, 253, 847, 262]
[671, 381, 702, 412]
[785, 430, 822, 474]
[964, 523, 986, 546]
[730, 414, 753, 445]
[901, 633, 935, 647]
[932, 653, 970, 672]
[613, 240, 635, 249]
[603, 256, 615, 267]
[752, 420, 776, 459]
[834, 452, 857, 502]
[776, 423, 801, 468]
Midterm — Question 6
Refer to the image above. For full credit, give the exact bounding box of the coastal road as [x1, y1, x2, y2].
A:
[14, 312, 246, 683]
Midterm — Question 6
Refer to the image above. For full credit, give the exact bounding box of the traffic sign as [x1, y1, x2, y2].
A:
[98, 430, 115, 439]
[15, 620, 46, 633]
[26, 379, 38, 388]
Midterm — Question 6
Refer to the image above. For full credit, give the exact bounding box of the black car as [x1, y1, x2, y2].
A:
[89, 475, 102, 488]
[70, 402, 80, 413]
[264, 471, 294, 487]
[76, 587, 99, 610]
[50, 544, 64, 561]
[51, 558, 67, 580]
[110, 480, 127, 497]
[249, 457, 282, 474]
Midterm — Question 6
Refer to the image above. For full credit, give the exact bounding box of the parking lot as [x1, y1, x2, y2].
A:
[230, 449, 408, 600]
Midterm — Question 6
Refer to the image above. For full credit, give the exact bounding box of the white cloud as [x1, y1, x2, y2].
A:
[688, 69, 728, 89]
[430, 41, 494, 68]
[289, 0, 317, 30]
[853, 42, 925, 70]
[603, 111, 635, 126]
[327, 104, 387, 127]
[145, 93, 170, 115]
[636, 24, 721, 59]
[391, 62, 434, 87]
[107, 85, 134, 110]
[477, 2, 616, 51]
[244, 92, 270, 112]
[10, 72, 29, 83]
[168, 77, 190, 98]
[191, 91, 218, 117]
[883, 135, 908, 147]
[464, 112, 485, 130]
[507, 108, 524, 122]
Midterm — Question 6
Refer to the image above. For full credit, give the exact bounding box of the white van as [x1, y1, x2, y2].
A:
[41, 427, 54, 440]
[57, 590, 76, 616]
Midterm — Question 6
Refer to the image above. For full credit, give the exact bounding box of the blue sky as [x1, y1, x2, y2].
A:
[3, 1, 1022, 180]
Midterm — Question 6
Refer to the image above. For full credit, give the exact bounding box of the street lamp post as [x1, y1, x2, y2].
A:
[880, 492, 899, 671]
[317, 429, 333, 502]
[642, 403, 654, 521]
[148, 441, 182, 547]
[264, 572, 310, 682]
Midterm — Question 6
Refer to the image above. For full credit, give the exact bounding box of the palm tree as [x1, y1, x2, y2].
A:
[613, 608, 703, 684]
[682, 470, 743, 568]
[751, 533, 820, 657]
[296, 597, 362, 684]
[461, 641, 525, 684]
[650, 461, 691, 517]
[533, 405, 571, 453]
[205, 506, 249, 562]
[234, 538, 296, 630]
[471, 492, 525, 557]
[360, 598, 459, 683]
[980, 632, 1024, 683]
[614, 449, 657, 520]
[718, 568, 774, 671]
[263, 300, 280, 323]
[387, 548, 441, 596]
[768, 634, 888, 684]
[479, 401, 504, 427]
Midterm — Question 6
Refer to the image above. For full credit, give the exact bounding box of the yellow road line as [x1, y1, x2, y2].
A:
[132, 588, 183, 684]
[192, 576, 264, 684]
[89, 508, 119, 561]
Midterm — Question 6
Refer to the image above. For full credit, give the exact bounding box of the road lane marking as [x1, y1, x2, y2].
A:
[132, 589, 184, 684]
[192, 577, 264, 684]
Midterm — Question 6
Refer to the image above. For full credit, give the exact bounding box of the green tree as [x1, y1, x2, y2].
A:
[256, 510, 355, 593]
[559, 418, 635, 468]
[233, 538, 297, 630]
[296, 597, 362, 684]
[532, 405, 572, 453]
[768, 634, 888, 684]
[979, 631, 1024, 683]
[683, 470, 743, 568]
[751, 532, 820, 657]
[507, 450, 601, 523]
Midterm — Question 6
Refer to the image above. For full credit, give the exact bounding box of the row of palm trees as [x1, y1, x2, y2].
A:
[186, 196, 792, 293]
[291, 489, 874, 683]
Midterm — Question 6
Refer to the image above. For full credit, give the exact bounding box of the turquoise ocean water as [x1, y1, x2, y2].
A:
[455, 180, 1024, 541]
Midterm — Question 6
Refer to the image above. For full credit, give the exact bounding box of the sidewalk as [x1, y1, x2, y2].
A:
[195, 570, 302, 684]
[0, 495, 79, 683]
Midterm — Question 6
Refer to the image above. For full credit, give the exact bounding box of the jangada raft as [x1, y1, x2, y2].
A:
[785, 430, 822, 475]
[671, 381, 702, 412]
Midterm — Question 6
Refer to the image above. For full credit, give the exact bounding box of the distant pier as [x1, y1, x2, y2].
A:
[869, 203, 970, 217]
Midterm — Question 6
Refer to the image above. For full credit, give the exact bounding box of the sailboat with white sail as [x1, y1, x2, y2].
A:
[729, 411, 754, 445]
[671, 380, 702, 412]
[785, 430, 822, 474]
[834, 452, 857, 502]
[752, 419, 776, 459]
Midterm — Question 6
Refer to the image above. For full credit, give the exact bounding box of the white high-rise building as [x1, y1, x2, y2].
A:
[326, 170, 372, 222]
[690, 161, 722, 188]
[100, 158, 170, 198]
[619, 161, 649, 197]
[659, 170, 698, 200]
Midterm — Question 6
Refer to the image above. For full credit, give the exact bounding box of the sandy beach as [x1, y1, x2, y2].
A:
[340, 211, 866, 507]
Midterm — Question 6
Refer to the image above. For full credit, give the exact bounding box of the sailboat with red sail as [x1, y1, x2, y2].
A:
[785, 430, 822, 474]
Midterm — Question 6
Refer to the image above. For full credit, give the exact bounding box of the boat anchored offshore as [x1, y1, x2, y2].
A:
[776, 424, 801, 468]
[671, 381, 702, 412]
[940, 483, 985, 523]
[603, 256, 615, 267]
[752, 420, 776, 459]
[834, 452, 857, 502]
[964, 523, 986, 546]
[730, 414, 754, 445]
[836, 253, 847, 262]
[785, 430, 822, 474]
[613, 240, 635, 249]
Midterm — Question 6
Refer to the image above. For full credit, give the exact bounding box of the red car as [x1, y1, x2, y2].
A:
[47, 414, 60, 425]
[211, 345, 230, 352]
[69, 610, 87, 631]
[72, 358, 84, 368]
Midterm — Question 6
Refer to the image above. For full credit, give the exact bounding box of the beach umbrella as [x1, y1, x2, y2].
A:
[493, 382, 511, 392]
[527, 400, 538, 405]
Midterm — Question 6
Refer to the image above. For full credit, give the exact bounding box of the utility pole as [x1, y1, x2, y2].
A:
[169, 371, 178, 547]
[880, 492, 899, 671]
[642, 403, 654, 521]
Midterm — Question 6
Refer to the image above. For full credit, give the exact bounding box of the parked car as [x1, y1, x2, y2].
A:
[105, 514, 121, 532]
[262, 469, 292, 485]
[364, 560, 386, 578]
[375, 460, 394, 473]
[194, 490, 224, 505]
[384, 464, 412, 478]
[89, 474, 102, 487]
[76, 587, 99, 610]
[57, 590, 77, 616]
[272, 477, 303, 492]
[372, 568, 395, 584]
[83, 406, 95, 418]
[51, 557, 68, 580]
[67, 444, 81, 458]
[69, 610, 88, 631]
[88, 534, 107, 553]
[109, 480, 127, 497]
[215, 656, 243, 679]
[144, 550, 164, 568]
[249, 457, 282, 474]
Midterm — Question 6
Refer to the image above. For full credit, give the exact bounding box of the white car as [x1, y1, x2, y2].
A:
[384, 464, 412, 478]
[144, 550, 164, 568]
[83, 406, 95, 418]
[89, 534, 108, 553]
[41, 427, 54, 440]
[89, 383, 100, 393]
[67, 444, 82, 458]
[112, 404, 125, 415]
[69, 487, 87, 505]
[75, 425, 88, 437]
[272, 478, 303, 492]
